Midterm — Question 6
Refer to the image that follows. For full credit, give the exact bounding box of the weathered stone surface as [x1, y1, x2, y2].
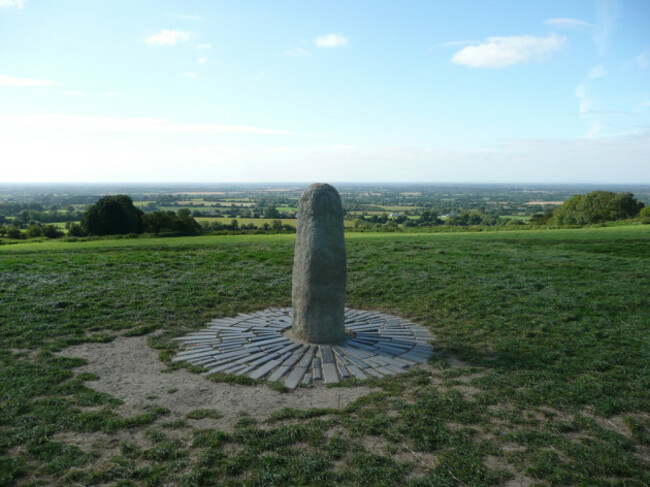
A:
[291, 183, 346, 343]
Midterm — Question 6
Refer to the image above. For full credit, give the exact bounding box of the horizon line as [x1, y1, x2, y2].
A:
[2, 181, 650, 186]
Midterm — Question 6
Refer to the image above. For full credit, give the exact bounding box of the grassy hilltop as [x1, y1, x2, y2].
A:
[1, 225, 649, 486]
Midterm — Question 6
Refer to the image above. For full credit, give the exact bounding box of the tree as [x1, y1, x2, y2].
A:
[6, 225, 24, 239]
[173, 209, 202, 235]
[67, 223, 87, 237]
[82, 195, 144, 236]
[640, 206, 650, 224]
[42, 225, 64, 239]
[418, 210, 442, 226]
[552, 191, 644, 225]
[25, 225, 43, 238]
[142, 209, 202, 236]
[264, 205, 281, 219]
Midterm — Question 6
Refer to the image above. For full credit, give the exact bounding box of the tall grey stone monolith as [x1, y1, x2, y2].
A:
[291, 183, 346, 343]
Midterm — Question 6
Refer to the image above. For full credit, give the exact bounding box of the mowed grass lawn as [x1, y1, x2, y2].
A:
[0, 225, 649, 486]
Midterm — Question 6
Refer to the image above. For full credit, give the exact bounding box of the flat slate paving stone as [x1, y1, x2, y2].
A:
[173, 308, 434, 390]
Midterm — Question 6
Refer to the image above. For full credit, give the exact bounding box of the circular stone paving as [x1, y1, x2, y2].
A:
[172, 308, 434, 390]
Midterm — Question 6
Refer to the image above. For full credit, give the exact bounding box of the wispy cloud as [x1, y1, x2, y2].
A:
[283, 47, 310, 57]
[104, 91, 119, 97]
[543, 18, 595, 29]
[587, 64, 608, 79]
[182, 72, 198, 78]
[0, 74, 56, 87]
[0, 0, 28, 8]
[196, 43, 212, 50]
[594, 0, 617, 55]
[0, 113, 294, 135]
[451, 34, 566, 68]
[315, 33, 348, 48]
[575, 64, 614, 138]
[635, 50, 648, 69]
[575, 83, 593, 116]
[197, 56, 207, 65]
[63, 91, 85, 97]
[172, 13, 207, 22]
[145, 29, 193, 46]
[545, 2, 616, 56]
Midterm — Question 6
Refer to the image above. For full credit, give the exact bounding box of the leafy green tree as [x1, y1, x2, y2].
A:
[552, 191, 644, 225]
[25, 225, 43, 238]
[67, 223, 87, 237]
[5, 225, 24, 239]
[82, 195, 144, 236]
[640, 206, 650, 224]
[263, 205, 281, 219]
[418, 210, 442, 226]
[142, 211, 176, 234]
[42, 225, 64, 239]
[142, 209, 201, 235]
[467, 212, 483, 225]
[173, 209, 202, 235]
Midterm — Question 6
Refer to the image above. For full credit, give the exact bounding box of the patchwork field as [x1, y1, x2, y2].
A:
[1, 225, 648, 486]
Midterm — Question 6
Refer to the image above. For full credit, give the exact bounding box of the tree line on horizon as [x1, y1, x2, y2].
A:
[0, 191, 647, 240]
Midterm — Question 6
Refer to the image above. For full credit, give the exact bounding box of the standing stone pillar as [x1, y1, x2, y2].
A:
[292, 183, 346, 343]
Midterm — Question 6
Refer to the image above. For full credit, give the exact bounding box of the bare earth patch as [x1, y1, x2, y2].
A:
[57, 335, 378, 432]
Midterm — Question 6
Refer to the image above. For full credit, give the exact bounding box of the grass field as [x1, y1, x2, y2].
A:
[195, 216, 361, 229]
[195, 217, 298, 228]
[0, 225, 648, 486]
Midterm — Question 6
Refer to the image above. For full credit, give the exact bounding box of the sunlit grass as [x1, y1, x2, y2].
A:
[0, 225, 648, 486]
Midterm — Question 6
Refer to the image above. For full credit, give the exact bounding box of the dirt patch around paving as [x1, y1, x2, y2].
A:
[58, 335, 379, 432]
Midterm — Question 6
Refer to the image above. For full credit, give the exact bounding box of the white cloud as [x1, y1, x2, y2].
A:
[315, 33, 348, 48]
[145, 29, 193, 46]
[283, 47, 310, 57]
[0, 74, 56, 87]
[0, 113, 294, 135]
[635, 50, 648, 69]
[63, 91, 85, 97]
[197, 56, 207, 65]
[587, 64, 608, 78]
[543, 18, 595, 29]
[451, 34, 566, 68]
[104, 91, 119, 97]
[182, 72, 198, 78]
[0, 0, 28, 8]
[196, 43, 212, 50]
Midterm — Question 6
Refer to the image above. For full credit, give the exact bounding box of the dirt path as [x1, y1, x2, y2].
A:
[59, 335, 378, 432]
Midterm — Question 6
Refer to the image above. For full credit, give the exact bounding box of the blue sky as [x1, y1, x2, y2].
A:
[1, 0, 648, 183]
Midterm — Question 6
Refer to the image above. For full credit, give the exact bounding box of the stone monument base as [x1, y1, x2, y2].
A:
[173, 308, 434, 390]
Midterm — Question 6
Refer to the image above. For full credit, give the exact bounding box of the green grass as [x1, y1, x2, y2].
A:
[195, 216, 299, 227]
[195, 216, 359, 228]
[0, 225, 648, 486]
